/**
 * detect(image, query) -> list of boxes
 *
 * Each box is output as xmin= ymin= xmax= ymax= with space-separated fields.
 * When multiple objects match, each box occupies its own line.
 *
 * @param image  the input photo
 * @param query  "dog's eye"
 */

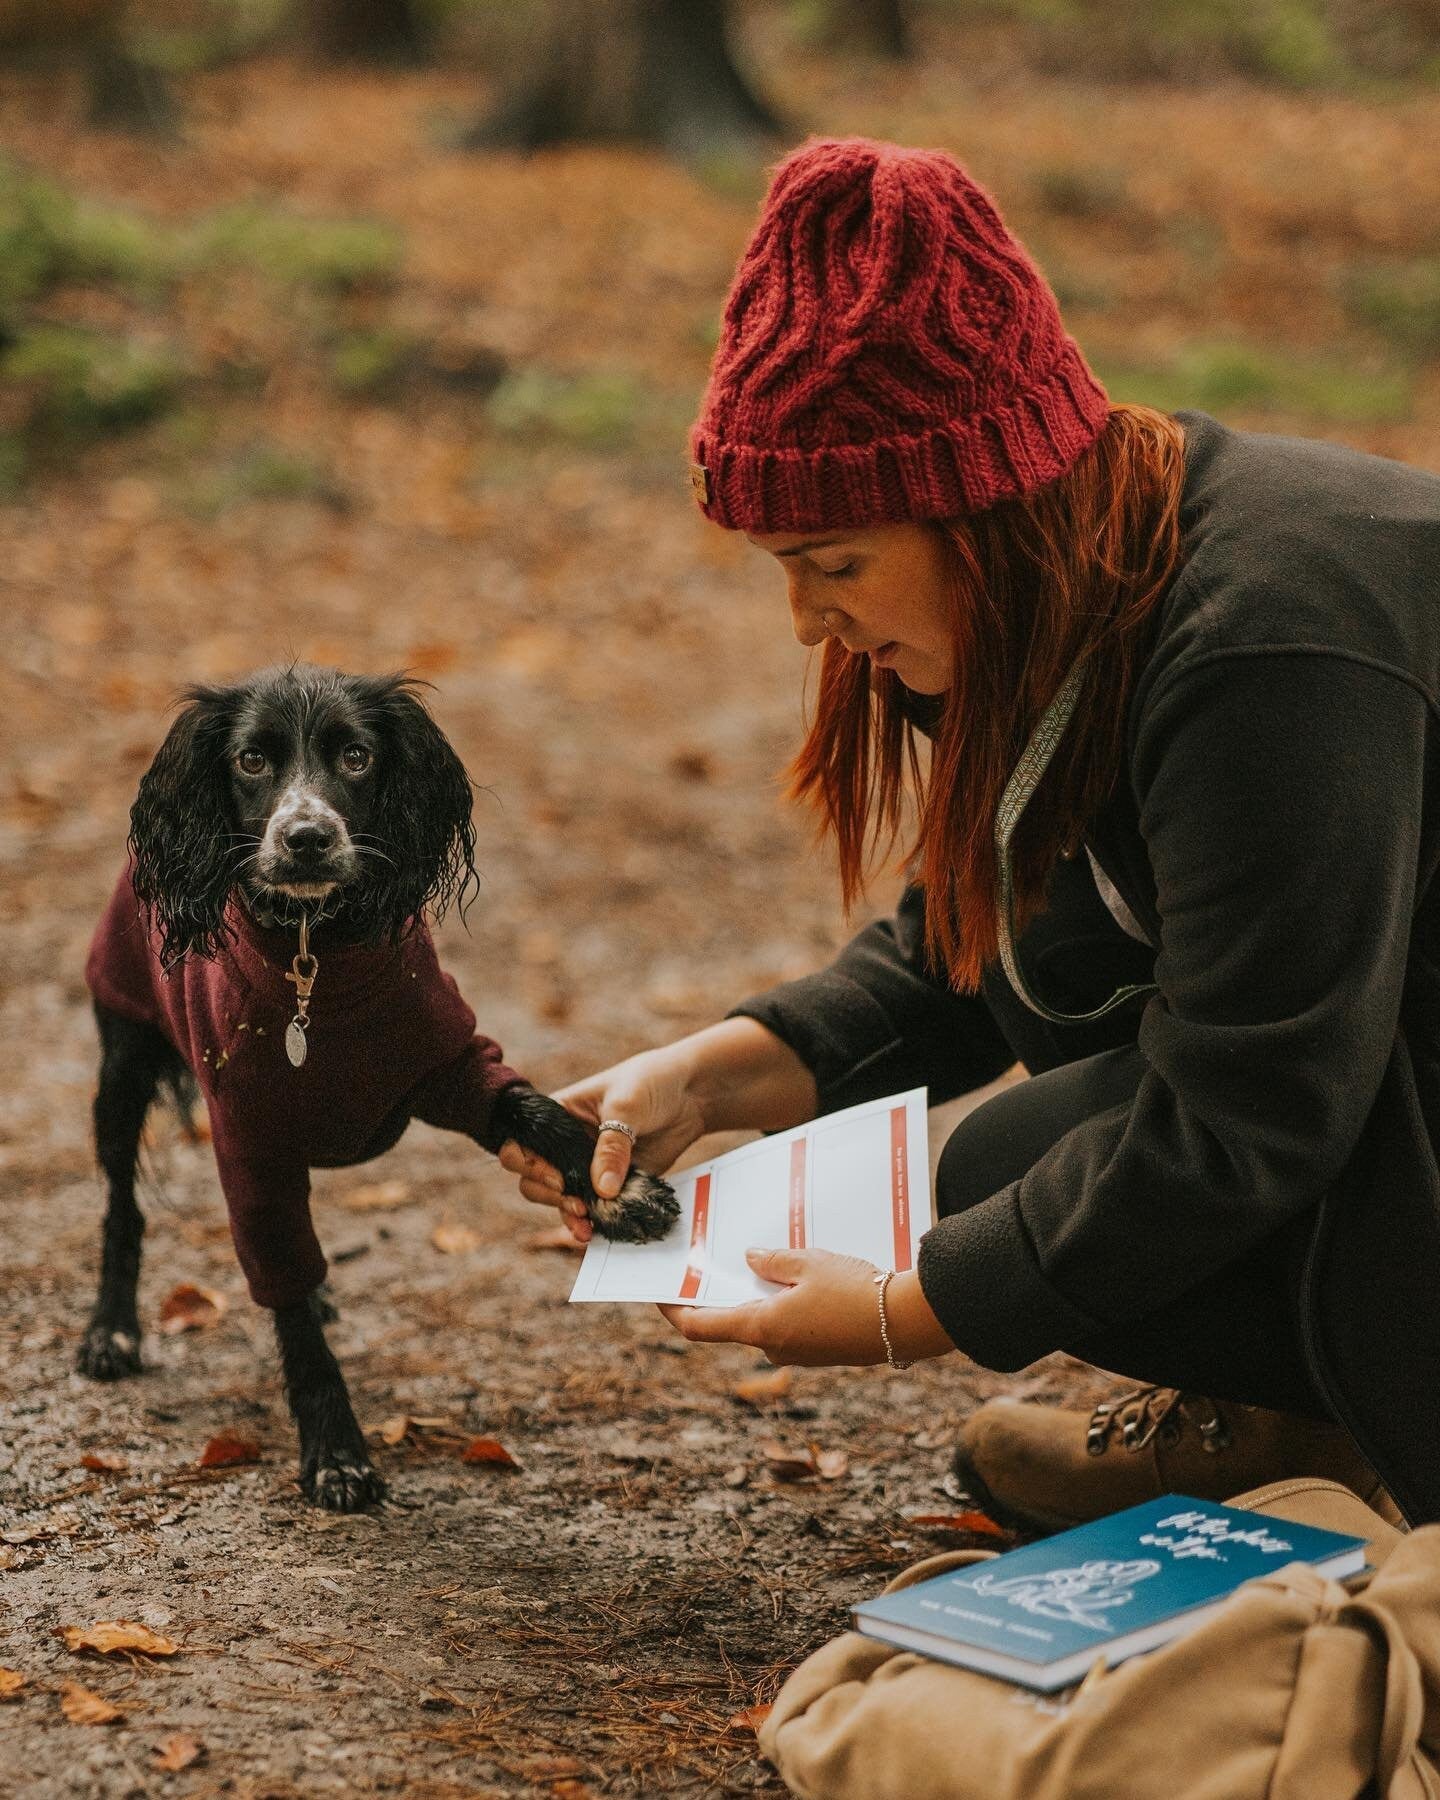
xmin=235 ymin=749 xmax=267 ymax=777
xmin=341 ymin=745 xmax=372 ymax=775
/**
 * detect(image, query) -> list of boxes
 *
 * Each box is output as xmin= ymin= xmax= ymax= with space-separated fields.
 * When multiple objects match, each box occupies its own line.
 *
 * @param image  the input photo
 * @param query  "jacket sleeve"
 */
xmin=209 ymin=1130 xmax=326 ymax=1311
xmin=727 ymin=882 xmax=1016 ymax=1113
xmin=917 ymin=651 xmax=1428 ymax=1369
xmin=406 ymin=1036 xmax=527 ymax=1152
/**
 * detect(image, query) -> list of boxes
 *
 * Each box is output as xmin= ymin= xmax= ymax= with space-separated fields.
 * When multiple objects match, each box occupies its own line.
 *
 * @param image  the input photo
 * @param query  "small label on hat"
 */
xmin=689 ymin=462 xmax=709 ymax=506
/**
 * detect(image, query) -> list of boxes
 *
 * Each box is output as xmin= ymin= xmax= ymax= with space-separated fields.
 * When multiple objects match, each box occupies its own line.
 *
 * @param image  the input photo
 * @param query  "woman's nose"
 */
xmin=789 ymin=588 xmax=841 ymax=649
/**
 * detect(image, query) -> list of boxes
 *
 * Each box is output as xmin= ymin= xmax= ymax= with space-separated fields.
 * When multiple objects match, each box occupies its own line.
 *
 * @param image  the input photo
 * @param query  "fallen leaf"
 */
xmin=911 ymin=1428 xmax=954 ymax=1451
xmin=526 ymin=1225 xmax=583 ymax=1252
xmin=339 ymin=1179 xmax=414 ymax=1211
xmin=521 ymin=1754 xmax=586 ymax=1779
xmin=0 ymin=1547 xmax=23 ymax=1568
xmin=378 ymin=1416 xmax=411 ymax=1447
xmin=0 ymin=1669 xmax=26 ymax=1700
xmin=734 ymin=1368 xmax=792 ymax=1407
xmin=159 ymin=1283 xmax=227 ymax=1334
xmin=59 ymin=1682 xmax=121 ymax=1725
xmin=760 ymin=1441 xmax=816 ymax=1482
xmin=60 ymin=1620 xmax=179 ymax=1657
xmin=722 ymin=1463 xmax=748 ymax=1489
xmin=459 ymin=1437 xmax=520 ymax=1469
xmin=153 ymin=1733 xmax=203 ymax=1771
xmin=728 ymin=1702 xmax=774 ymax=1734
xmin=197 ymin=1433 xmax=261 ymax=1469
xmin=551 ymin=1782 xmax=597 ymax=1800
xmin=431 ymin=1221 xmax=481 ymax=1255
xmin=815 ymin=1448 xmax=850 ymax=1481
xmin=79 ymin=1452 xmax=128 ymax=1474
xmin=904 ymin=1510 xmax=1009 ymax=1539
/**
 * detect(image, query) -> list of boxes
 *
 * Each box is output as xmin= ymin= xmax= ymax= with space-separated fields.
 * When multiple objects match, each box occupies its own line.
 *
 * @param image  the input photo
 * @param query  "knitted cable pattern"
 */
xmin=690 ymin=137 xmax=1109 ymax=532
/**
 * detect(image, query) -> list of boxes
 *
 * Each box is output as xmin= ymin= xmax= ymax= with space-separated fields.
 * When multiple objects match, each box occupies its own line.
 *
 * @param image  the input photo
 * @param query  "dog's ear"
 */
xmin=128 ymin=688 xmax=237 ymax=968
xmin=362 ymin=679 xmax=478 ymax=938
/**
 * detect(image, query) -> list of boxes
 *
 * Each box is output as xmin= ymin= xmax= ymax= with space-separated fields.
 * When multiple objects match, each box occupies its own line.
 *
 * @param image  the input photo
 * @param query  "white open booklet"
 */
xmin=569 ymin=1087 xmax=931 ymax=1307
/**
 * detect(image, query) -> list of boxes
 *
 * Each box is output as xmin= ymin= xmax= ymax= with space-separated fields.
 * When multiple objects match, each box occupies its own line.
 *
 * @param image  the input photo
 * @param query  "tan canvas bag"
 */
xmin=761 ymin=1480 xmax=1440 ymax=1800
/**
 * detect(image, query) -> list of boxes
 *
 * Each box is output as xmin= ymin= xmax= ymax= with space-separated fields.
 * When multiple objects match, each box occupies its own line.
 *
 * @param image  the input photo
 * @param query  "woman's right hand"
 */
xmin=499 ymin=1018 xmax=818 ymax=1243
xmin=498 ymin=1044 xmax=708 ymax=1244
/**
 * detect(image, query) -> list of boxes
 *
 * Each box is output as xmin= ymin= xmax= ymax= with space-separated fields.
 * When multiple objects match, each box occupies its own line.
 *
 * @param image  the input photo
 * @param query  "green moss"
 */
xmin=3 ymin=325 xmax=184 ymax=438
xmin=486 ymin=367 xmax=649 ymax=448
xmin=0 ymin=160 xmax=176 ymax=319
xmin=1095 ymin=341 xmax=1411 ymax=424
xmin=1343 ymin=261 xmax=1440 ymax=358
xmin=328 ymin=328 xmax=416 ymax=395
xmin=188 ymin=205 xmax=401 ymax=291
xmin=180 ymin=444 xmax=347 ymax=517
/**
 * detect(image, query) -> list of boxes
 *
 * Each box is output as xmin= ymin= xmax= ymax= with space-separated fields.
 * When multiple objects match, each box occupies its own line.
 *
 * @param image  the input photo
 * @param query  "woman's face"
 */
xmin=747 ymin=521 xmax=955 ymax=694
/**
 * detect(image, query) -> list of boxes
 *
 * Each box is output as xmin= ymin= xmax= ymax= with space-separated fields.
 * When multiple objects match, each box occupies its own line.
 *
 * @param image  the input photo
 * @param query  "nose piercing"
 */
xmin=821 ymin=609 xmax=842 ymax=631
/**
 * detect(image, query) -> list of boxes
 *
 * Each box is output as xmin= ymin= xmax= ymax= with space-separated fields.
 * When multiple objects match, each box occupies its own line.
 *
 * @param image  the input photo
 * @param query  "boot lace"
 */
xmin=1086 ymin=1386 xmax=1233 ymax=1459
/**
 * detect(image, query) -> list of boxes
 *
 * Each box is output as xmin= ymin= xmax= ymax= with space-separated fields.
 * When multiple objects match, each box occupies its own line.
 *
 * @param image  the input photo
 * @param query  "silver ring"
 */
xmin=597 ymin=1119 xmax=637 ymax=1145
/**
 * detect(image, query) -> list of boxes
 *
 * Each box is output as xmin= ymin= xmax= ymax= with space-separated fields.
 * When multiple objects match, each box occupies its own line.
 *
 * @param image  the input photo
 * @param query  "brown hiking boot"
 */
xmin=953 ymin=1386 xmax=1405 ymax=1534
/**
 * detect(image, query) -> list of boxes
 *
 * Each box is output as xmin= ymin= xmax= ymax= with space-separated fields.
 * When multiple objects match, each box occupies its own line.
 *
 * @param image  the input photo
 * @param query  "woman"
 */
xmin=500 ymin=136 xmax=1440 ymax=1531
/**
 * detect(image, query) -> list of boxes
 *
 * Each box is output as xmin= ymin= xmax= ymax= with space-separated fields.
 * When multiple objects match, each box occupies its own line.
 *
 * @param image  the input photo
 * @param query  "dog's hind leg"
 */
xmin=273 ymin=1294 xmax=385 ymax=1512
xmin=77 ymin=1004 xmax=179 ymax=1380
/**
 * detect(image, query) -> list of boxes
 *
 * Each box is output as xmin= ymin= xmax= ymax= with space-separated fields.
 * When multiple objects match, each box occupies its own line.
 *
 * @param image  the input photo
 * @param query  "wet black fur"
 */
xmin=79 ymin=665 xmax=679 ymax=1512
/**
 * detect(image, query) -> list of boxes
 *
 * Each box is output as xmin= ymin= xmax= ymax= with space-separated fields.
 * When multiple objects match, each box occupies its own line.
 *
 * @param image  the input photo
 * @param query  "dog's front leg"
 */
xmin=273 ymin=1293 xmax=385 ymax=1512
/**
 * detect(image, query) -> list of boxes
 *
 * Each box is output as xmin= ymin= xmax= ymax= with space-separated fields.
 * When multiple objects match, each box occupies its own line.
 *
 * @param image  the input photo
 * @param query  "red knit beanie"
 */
xmin=689 ymin=137 xmax=1109 ymax=532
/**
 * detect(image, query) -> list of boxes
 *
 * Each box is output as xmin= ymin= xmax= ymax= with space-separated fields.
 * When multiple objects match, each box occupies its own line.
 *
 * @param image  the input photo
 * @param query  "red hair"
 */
xmin=787 ymin=403 xmax=1188 ymax=993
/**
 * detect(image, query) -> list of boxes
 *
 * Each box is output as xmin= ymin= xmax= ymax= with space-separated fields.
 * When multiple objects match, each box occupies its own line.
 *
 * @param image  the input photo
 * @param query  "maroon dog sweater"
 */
xmin=85 ymin=867 xmax=525 ymax=1309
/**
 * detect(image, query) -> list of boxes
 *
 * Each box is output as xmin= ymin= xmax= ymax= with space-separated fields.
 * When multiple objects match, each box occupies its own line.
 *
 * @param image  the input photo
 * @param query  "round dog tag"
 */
xmin=285 ymin=1020 xmax=308 ymax=1068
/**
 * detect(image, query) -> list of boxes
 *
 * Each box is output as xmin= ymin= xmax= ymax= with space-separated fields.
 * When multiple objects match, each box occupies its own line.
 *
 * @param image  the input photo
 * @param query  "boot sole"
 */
xmin=949 ymin=1444 xmax=1087 ymax=1538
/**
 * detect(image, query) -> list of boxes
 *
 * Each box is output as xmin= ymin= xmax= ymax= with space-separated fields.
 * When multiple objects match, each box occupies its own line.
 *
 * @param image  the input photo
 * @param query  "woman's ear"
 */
xmin=364 ymin=679 xmax=478 ymax=938
xmin=128 ymin=688 xmax=237 ymax=968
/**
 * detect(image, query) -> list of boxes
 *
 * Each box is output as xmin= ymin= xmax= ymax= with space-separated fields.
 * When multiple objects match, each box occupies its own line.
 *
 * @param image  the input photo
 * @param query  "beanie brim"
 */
xmin=690 ymin=338 xmax=1109 ymax=534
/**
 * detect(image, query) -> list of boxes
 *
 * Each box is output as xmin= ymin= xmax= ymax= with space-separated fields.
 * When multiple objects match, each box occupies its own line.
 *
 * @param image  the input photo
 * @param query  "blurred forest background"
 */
xmin=4 ymin=3 xmax=1440 ymax=1796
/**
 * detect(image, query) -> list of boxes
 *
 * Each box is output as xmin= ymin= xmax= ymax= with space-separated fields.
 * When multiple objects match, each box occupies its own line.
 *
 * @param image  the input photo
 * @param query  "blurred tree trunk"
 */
xmin=0 ymin=0 xmax=174 ymax=130
xmin=305 ymin=0 xmax=424 ymax=62
xmin=821 ymin=0 xmax=911 ymax=58
xmin=469 ymin=0 xmax=782 ymax=159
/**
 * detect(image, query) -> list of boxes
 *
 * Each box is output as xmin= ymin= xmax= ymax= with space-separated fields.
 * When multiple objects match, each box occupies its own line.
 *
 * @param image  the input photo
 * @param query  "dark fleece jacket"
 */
xmin=85 ymin=867 xmax=524 ymax=1308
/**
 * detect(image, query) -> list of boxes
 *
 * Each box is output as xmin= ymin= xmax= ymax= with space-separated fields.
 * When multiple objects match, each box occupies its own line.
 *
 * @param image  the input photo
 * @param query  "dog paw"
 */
xmin=591 ymin=1170 xmax=681 ymax=1244
xmin=76 ymin=1324 xmax=142 ymax=1381
xmin=302 ymin=1456 xmax=387 ymax=1512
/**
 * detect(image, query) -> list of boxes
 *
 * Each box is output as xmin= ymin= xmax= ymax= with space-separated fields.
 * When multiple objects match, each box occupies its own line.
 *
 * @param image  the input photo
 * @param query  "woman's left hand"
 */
xmin=658 ymin=1247 xmax=889 ymax=1366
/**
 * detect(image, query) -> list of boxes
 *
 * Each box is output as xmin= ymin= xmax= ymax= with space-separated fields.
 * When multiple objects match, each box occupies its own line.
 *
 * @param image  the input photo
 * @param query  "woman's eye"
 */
xmin=236 ymin=750 xmax=266 ymax=777
xmin=341 ymin=746 xmax=372 ymax=775
xmin=817 ymin=561 xmax=857 ymax=579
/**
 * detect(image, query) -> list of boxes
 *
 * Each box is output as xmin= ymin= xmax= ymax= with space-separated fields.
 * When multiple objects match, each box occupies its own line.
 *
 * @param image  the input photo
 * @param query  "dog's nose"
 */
xmin=281 ymin=820 xmax=336 ymax=856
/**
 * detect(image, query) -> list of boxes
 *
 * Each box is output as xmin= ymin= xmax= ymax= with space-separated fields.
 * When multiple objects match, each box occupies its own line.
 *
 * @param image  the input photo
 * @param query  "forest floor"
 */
xmin=3 ymin=18 xmax=1440 ymax=1797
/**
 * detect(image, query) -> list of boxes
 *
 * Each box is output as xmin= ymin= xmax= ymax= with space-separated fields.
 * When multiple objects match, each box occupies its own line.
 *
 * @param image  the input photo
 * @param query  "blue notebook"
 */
xmin=852 ymin=1495 xmax=1367 ymax=1692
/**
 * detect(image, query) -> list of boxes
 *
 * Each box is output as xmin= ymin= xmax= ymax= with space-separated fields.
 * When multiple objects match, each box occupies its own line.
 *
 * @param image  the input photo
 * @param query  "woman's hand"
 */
xmin=658 ymin=1251 xmax=957 ymax=1367
xmin=498 ymin=1044 xmax=708 ymax=1244
xmin=498 ymin=1019 xmax=818 ymax=1243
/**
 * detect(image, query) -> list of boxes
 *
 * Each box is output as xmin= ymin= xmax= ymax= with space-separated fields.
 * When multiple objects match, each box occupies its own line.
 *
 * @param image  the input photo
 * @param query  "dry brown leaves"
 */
xmin=460 ymin=1437 xmax=521 ymax=1469
xmin=733 ymin=1368 xmax=792 ymax=1407
xmin=78 ymin=1451 xmax=128 ymax=1474
xmin=153 ymin=1734 xmax=204 ymax=1771
xmin=339 ymin=1178 xmax=414 ymax=1211
xmin=197 ymin=1433 xmax=261 ymax=1469
xmin=375 ymin=1414 xmax=454 ymax=1446
xmin=59 ymin=1682 xmax=121 ymax=1725
xmin=727 ymin=1702 xmax=774 ymax=1735
xmin=905 ymin=1510 xmax=1009 ymax=1539
xmin=431 ymin=1220 xmax=481 ymax=1255
xmin=0 ymin=1669 xmax=26 ymax=1701
xmin=760 ymin=1441 xmax=848 ymax=1483
xmin=60 ymin=1621 xmax=179 ymax=1658
xmin=158 ymin=1283 xmax=227 ymax=1334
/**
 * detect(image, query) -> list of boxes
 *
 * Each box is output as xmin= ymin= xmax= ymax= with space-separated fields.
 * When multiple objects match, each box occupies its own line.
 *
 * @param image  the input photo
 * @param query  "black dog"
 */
xmin=78 ymin=666 xmax=677 ymax=1510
